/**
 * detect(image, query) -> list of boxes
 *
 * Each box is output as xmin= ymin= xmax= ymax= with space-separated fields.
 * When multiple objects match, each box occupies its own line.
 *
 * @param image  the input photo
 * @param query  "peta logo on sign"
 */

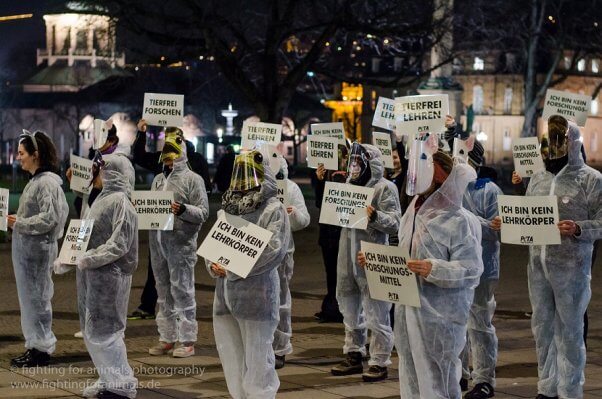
xmin=520 ymin=236 xmax=534 ymax=244
xmin=388 ymin=292 xmax=399 ymax=301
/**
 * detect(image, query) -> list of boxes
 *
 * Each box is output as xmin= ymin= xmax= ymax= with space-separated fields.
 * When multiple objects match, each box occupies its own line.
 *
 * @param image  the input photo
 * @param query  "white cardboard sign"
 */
xmin=0 ymin=188 xmax=8 ymax=231
xmin=372 ymin=132 xmax=394 ymax=169
xmin=394 ymin=94 xmax=449 ymax=135
xmin=197 ymin=210 xmax=274 ymax=279
xmin=542 ymin=89 xmax=590 ymax=126
xmin=58 ymin=219 xmax=94 ymax=265
xmin=70 ymin=154 xmax=94 ymax=195
xmin=142 ymin=93 xmax=184 ymax=127
xmin=310 ymin=122 xmax=346 ymax=145
xmin=276 ymin=180 xmax=290 ymax=207
xmin=498 ymin=195 xmax=561 ymax=245
xmin=512 ymin=137 xmax=545 ymax=178
xmin=319 ymin=182 xmax=374 ymax=229
xmin=307 ymin=135 xmax=339 ymax=170
xmin=372 ymin=97 xmax=396 ymax=131
xmin=361 ymin=241 xmax=420 ymax=307
xmin=241 ymin=121 xmax=282 ymax=149
xmin=131 ymin=191 xmax=174 ymax=230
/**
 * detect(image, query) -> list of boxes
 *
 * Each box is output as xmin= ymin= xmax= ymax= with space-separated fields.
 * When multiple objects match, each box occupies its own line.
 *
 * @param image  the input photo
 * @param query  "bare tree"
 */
xmin=67 ymin=0 xmax=456 ymax=123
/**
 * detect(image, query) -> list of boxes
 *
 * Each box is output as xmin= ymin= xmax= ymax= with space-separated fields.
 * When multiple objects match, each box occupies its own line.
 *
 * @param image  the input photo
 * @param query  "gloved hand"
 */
xmin=53 ymin=259 xmax=73 ymax=275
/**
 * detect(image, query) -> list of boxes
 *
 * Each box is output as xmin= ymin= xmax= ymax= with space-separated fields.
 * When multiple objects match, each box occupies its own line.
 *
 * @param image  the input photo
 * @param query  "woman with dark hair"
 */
xmin=8 ymin=130 xmax=69 ymax=367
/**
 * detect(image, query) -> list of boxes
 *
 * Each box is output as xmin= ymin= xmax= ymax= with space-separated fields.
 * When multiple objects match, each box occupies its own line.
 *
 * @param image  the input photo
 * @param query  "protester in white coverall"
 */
xmin=207 ymin=150 xmax=290 ymax=399
xmin=9 ymin=131 xmax=69 ymax=368
xmin=501 ymin=117 xmax=601 ymax=399
xmin=149 ymin=128 xmax=209 ymax=358
xmin=393 ymin=146 xmax=483 ymax=399
xmin=459 ymin=140 xmax=503 ymax=399
xmin=71 ymin=152 xmax=139 ymax=399
xmin=273 ymin=156 xmax=310 ymax=369
xmin=331 ymin=143 xmax=400 ymax=382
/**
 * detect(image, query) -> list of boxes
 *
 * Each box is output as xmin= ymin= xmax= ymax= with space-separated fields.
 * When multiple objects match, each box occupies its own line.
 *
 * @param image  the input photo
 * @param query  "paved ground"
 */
xmin=0 ymin=184 xmax=601 ymax=398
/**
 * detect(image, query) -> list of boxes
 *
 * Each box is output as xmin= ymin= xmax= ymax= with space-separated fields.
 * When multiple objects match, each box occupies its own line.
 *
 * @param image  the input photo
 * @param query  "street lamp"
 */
xmin=217 ymin=128 xmax=223 ymax=143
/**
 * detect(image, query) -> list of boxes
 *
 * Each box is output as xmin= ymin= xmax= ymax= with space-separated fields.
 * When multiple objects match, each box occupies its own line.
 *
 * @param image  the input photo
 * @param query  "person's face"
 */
xmin=17 ymin=143 xmax=39 ymax=174
xmin=163 ymin=158 xmax=174 ymax=167
xmin=420 ymin=162 xmax=449 ymax=197
xmin=349 ymin=156 xmax=363 ymax=180
xmin=392 ymin=150 xmax=401 ymax=171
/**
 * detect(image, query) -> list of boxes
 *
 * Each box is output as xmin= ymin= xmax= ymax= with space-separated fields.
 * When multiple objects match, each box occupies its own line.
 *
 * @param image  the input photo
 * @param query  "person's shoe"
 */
xmin=173 ymin=345 xmax=195 ymax=358
xmin=275 ymin=355 xmax=285 ymax=369
xmin=127 ymin=309 xmax=155 ymax=320
xmin=10 ymin=349 xmax=50 ymax=367
xmin=97 ymin=390 xmax=129 ymax=399
xmin=148 ymin=342 xmax=174 ymax=356
xmin=331 ymin=351 xmax=363 ymax=376
xmin=74 ymin=331 xmax=83 ymax=338
xmin=361 ymin=365 xmax=388 ymax=382
xmin=460 ymin=377 xmax=469 ymax=391
xmin=535 ymin=395 xmax=558 ymax=399
xmin=465 ymin=382 xmax=494 ymax=399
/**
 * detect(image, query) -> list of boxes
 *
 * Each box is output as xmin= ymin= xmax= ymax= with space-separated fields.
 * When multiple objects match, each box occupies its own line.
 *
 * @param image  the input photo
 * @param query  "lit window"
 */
xmin=504 ymin=87 xmax=513 ymax=114
xmin=473 ymin=57 xmax=484 ymax=71
xmin=578 ymin=59 xmax=586 ymax=71
xmin=564 ymin=56 xmax=571 ymax=69
xmin=592 ymin=99 xmax=598 ymax=115
xmin=473 ymin=85 xmax=484 ymax=114
xmin=592 ymin=59 xmax=599 ymax=73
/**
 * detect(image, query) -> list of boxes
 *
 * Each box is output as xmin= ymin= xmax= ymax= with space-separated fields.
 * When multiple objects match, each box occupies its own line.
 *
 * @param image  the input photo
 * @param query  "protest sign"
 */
xmin=512 ymin=137 xmax=545 ymax=178
xmin=307 ymin=135 xmax=339 ymax=170
xmin=310 ymin=122 xmax=346 ymax=145
xmin=372 ymin=97 xmax=396 ymax=131
xmin=361 ymin=241 xmax=420 ymax=307
xmin=70 ymin=154 xmax=94 ymax=194
xmin=241 ymin=121 xmax=282 ymax=149
xmin=197 ymin=210 xmax=274 ymax=278
xmin=142 ymin=93 xmax=184 ymax=127
xmin=276 ymin=180 xmax=290 ymax=207
xmin=542 ymin=89 xmax=590 ymax=126
xmin=93 ymin=119 xmax=109 ymax=150
xmin=131 ymin=191 xmax=174 ymax=230
xmin=0 ymin=188 xmax=8 ymax=231
xmin=58 ymin=219 xmax=94 ymax=265
xmin=319 ymin=182 xmax=374 ymax=229
xmin=372 ymin=132 xmax=394 ymax=168
xmin=394 ymin=94 xmax=449 ymax=135
xmin=498 ymin=195 xmax=561 ymax=245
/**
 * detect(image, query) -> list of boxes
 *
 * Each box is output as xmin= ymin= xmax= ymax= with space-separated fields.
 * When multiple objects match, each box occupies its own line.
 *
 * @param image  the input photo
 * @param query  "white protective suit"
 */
xmin=76 ymin=153 xmax=138 ymax=398
xmin=150 ymin=152 xmax=209 ymax=344
xmin=525 ymin=123 xmax=602 ymax=398
xmin=337 ymin=144 xmax=401 ymax=367
xmin=12 ymin=171 xmax=68 ymax=354
xmin=460 ymin=178 xmax=503 ymax=386
xmin=395 ymin=159 xmax=483 ymax=399
xmin=273 ymin=157 xmax=310 ymax=356
xmin=207 ymin=153 xmax=290 ymax=399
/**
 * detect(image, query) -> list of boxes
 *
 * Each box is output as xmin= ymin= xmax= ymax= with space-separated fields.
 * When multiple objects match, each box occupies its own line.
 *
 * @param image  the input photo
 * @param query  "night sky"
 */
xmin=0 ymin=1 xmax=50 ymax=81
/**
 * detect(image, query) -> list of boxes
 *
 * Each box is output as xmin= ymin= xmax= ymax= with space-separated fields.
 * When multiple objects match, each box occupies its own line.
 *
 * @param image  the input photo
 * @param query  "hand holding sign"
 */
xmin=407 ymin=259 xmax=432 ymax=278
xmin=557 ymin=220 xmax=580 ymax=236
xmin=7 ymin=214 xmax=16 ymax=229
xmin=491 ymin=216 xmax=501 ymax=231
xmin=211 ymin=262 xmax=227 ymax=277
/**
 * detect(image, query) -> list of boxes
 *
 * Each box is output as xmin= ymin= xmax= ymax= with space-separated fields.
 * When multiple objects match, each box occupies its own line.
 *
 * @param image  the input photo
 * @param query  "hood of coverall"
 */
xmin=99 ymin=154 xmax=135 ymax=198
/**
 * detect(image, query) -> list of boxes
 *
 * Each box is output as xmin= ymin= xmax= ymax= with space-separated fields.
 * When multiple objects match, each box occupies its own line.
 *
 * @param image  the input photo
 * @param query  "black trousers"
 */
xmin=320 ymin=243 xmax=340 ymax=315
xmin=138 ymin=249 xmax=158 ymax=314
